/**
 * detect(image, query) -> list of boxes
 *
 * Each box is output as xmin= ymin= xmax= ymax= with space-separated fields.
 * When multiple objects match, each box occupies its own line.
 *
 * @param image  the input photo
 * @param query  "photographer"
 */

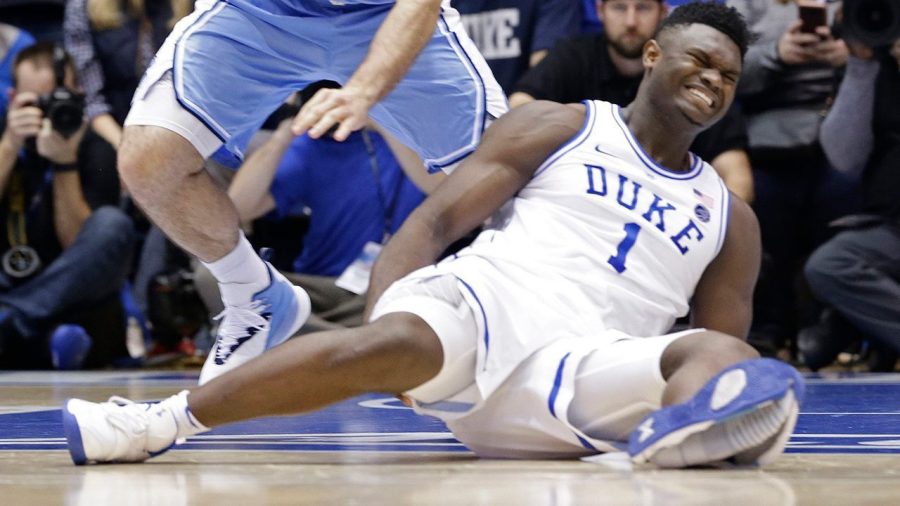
xmin=0 ymin=42 xmax=134 ymax=369
xmin=801 ymin=27 xmax=900 ymax=371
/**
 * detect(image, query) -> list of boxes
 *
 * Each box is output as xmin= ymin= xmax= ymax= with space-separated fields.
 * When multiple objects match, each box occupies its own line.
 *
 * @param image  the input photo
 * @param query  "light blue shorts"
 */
xmin=127 ymin=0 xmax=507 ymax=172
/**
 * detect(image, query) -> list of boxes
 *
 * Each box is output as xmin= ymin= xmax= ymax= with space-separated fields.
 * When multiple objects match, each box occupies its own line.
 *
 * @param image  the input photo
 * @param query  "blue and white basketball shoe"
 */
xmin=62 ymin=391 xmax=199 ymax=465
xmin=199 ymin=263 xmax=311 ymax=385
xmin=628 ymin=358 xmax=805 ymax=468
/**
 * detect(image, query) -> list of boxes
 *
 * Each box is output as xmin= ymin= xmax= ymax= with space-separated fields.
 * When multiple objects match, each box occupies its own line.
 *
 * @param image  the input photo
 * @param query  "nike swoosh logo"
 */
xmin=595 ymin=145 xmax=617 ymax=157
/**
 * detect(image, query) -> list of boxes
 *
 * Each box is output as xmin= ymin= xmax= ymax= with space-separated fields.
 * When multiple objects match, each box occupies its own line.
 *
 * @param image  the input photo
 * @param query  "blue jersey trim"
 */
xmin=455 ymin=277 xmax=490 ymax=360
xmin=612 ymin=105 xmax=703 ymax=181
xmin=427 ymin=14 xmax=489 ymax=173
xmin=714 ymin=177 xmax=731 ymax=256
xmin=547 ymin=352 xmax=572 ymax=417
xmin=171 ymin=1 xmax=231 ymax=146
xmin=533 ymin=100 xmax=596 ymax=179
xmin=576 ymin=434 xmax=598 ymax=451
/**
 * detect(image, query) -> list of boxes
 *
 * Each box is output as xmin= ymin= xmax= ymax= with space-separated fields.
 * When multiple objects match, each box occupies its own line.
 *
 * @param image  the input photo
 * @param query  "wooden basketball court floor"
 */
xmin=1 ymin=370 xmax=899 ymax=504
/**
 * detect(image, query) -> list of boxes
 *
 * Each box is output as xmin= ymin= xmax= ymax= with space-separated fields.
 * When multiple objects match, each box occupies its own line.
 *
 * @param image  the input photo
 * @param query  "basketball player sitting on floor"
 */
xmin=62 ymin=2 xmax=804 ymax=468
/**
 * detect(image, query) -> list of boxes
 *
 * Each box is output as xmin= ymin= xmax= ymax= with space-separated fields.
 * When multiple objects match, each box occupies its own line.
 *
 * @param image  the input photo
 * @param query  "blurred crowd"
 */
xmin=0 ymin=0 xmax=897 ymax=372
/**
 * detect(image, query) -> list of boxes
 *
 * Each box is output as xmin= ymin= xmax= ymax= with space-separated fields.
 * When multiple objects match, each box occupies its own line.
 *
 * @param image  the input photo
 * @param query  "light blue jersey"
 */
xmin=133 ymin=0 xmax=506 ymax=171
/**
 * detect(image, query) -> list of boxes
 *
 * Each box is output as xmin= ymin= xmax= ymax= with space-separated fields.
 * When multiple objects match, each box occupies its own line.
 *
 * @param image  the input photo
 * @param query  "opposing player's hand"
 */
xmin=291 ymin=86 xmax=374 ymax=141
xmin=2 ymin=92 xmax=43 ymax=150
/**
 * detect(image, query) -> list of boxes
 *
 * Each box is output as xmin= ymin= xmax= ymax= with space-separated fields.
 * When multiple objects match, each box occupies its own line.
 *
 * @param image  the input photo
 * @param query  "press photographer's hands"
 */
xmin=2 ymin=91 xmax=43 ymax=151
xmin=36 ymin=116 xmax=86 ymax=165
xmin=2 ymin=89 xmax=86 ymax=165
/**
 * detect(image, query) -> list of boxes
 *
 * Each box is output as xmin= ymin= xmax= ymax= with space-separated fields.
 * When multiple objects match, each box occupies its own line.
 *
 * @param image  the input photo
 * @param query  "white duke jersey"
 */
xmin=433 ymin=99 xmax=731 ymax=395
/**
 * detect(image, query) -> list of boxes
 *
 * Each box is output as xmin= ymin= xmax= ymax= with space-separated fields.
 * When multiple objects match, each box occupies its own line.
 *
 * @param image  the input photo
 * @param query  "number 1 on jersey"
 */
xmin=608 ymin=222 xmax=641 ymax=273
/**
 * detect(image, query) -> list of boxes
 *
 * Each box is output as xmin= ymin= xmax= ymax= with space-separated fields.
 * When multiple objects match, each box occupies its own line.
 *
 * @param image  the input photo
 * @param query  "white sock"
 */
xmin=202 ymin=233 xmax=269 ymax=306
xmin=165 ymin=390 xmax=210 ymax=441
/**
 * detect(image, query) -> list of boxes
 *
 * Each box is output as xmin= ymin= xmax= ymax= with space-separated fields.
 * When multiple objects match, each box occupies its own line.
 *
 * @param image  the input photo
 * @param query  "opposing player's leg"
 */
xmin=627 ymin=331 xmax=804 ymax=467
xmin=119 ymin=1 xmax=320 ymax=383
xmin=62 ymin=312 xmax=444 ymax=465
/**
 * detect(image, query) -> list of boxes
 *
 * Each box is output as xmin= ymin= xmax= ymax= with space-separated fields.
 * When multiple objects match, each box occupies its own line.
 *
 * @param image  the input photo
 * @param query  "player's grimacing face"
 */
xmin=599 ymin=0 xmax=667 ymax=59
xmin=650 ymin=24 xmax=741 ymax=127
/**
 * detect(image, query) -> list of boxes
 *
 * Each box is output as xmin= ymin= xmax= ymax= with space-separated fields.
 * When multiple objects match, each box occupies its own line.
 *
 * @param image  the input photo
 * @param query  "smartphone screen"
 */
xmin=798 ymin=3 xmax=827 ymax=34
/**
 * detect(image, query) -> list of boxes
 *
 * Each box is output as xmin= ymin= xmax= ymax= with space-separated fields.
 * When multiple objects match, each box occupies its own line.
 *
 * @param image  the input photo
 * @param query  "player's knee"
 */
xmin=660 ymin=331 xmax=759 ymax=380
xmin=330 ymin=313 xmax=443 ymax=393
xmin=118 ymin=126 xmax=202 ymax=197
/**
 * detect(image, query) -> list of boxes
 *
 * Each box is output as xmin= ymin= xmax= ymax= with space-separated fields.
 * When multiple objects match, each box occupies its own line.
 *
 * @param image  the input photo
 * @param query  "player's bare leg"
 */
xmin=188 ymin=313 xmax=443 ymax=425
xmin=658 ymin=331 xmax=759 ymax=406
xmin=62 ymin=313 xmax=443 ymax=464
xmin=118 ymin=126 xmax=312 ymax=384
xmin=118 ymin=125 xmax=239 ymax=262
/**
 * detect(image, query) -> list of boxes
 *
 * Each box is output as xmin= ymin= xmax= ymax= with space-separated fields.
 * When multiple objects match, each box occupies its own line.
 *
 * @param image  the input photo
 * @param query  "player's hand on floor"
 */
xmin=292 ymin=86 xmax=373 ymax=141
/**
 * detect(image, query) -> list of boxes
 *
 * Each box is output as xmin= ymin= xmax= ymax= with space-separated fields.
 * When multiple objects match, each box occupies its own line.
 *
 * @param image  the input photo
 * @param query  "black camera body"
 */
xmin=37 ymin=86 xmax=85 ymax=139
xmin=842 ymin=0 xmax=900 ymax=48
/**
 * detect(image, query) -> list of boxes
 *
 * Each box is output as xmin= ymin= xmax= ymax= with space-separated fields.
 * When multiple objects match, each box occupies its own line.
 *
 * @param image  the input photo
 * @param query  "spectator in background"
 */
xmin=511 ymin=0 xmax=754 ymax=202
xmin=581 ymin=0 xmax=603 ymax=32
xmin=64 ymin=0 xmax=193 ymax=148
xmin=727 ymin=0 xmax=860 ymax=355
xmin=195 ymin=82 xmax=426 ymax=333
xmin=580 ymin=0 xmax=702 ymax=33
xmin=0 ymin=43 xmax=133 ymax=369
xmin=453 ymin=0 xmax=582 ymax=93
xmin=799 ymin=38 xmax=900 ymax=372
xmin=1 ymin=23 xmax=35 ymax=120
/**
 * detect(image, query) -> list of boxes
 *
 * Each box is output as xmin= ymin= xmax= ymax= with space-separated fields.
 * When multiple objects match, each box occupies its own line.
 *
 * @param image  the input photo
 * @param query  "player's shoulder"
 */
xmin=723 ymin=192 xmax=760 ymax=251
xmin=500 ymin=100 xmax=587 ymax=134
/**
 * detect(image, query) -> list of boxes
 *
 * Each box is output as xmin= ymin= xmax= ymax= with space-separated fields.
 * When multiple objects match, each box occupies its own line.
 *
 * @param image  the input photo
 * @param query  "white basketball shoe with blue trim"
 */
xmin=62 ymin=391 xmax=205 ymax=465
xmin=199 ymin=263 xmax=311 ymax=385
xmin=628 ymin=358 xmax=805 ymax=468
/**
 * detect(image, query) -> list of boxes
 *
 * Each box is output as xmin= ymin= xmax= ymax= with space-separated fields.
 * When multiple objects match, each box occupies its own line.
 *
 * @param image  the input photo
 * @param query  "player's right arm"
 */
xmin=365 ymin=101 xmax=585 ymax=317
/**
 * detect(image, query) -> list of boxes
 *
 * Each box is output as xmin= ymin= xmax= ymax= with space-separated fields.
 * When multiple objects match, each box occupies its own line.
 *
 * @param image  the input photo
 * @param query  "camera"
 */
xmin=37 ymin=86 xmax=85 ymax=139
xmin=841 ymin=0 xmax=900 ymax=48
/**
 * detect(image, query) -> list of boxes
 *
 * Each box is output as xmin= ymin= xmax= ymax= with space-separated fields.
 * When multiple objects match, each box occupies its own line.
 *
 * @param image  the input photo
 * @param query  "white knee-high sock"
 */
xmin=202 ymin=233 xmax=269 ymax=306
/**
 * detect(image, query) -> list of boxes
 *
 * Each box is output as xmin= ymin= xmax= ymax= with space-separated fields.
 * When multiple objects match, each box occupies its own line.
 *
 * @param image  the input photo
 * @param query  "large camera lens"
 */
xmin=842 ymin=0 xmax=900 ymax=47
xmin=39 ymin=87 xmax=85 ymax=138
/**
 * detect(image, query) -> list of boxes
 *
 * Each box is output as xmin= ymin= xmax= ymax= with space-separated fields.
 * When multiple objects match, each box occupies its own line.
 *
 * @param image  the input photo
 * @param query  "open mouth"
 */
xmin=685 ymin=86 xmax=716 ymax=110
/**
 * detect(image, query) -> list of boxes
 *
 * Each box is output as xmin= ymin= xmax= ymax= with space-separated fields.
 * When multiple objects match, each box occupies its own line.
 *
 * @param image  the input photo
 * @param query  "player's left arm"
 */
xmin=689 ymin=195 xmax=761 ymax=338
xmin=292 ymin=0 xmax=443 ymax=141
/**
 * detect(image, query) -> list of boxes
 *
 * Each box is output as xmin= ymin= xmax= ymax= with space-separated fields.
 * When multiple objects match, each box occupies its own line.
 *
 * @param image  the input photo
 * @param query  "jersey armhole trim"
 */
xmin=533 ymin=100 xmax=597 ymax=178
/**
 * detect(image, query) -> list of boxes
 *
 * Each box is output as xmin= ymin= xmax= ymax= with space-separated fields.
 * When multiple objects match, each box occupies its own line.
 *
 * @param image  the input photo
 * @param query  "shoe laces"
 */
xmin=103 ymin=396 xmax=153 ymax=436
xmin=212 ymin=300 xmax=270 ymax=361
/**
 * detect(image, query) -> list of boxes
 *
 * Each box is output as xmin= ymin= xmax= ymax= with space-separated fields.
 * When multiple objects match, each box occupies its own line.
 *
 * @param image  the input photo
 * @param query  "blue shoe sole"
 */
xmin=62 ymin=400 xmax=87 ymax=465
xmin=628 ymin=358 xmax=805 ymax=462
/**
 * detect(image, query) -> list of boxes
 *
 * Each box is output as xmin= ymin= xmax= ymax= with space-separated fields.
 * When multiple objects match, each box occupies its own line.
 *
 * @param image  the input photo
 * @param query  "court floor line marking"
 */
xmin=792 ymin=434 xmax=900 ymax=438
xmin=800 ymin=412 xmax=900 ymax=415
